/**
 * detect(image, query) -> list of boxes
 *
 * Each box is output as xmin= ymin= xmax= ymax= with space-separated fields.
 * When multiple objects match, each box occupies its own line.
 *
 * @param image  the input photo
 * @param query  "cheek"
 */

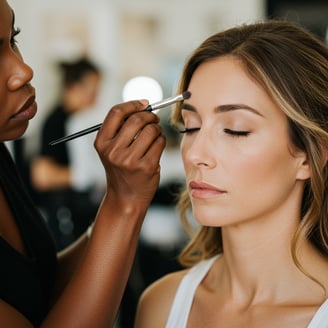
xmin=231 ymin=142 xmax=293 ymax=185
xmin=231 ymin=141 xmax=300 ymax=214
xmin=180 ymin=138 xmax=192 ymax=172
xmin=84 ymin=90 xmax=98 ymax=106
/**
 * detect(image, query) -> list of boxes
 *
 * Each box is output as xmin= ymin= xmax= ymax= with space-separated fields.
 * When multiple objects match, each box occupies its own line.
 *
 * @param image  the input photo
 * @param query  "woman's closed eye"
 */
xmin=224 ymin=128 xmax=250 ymax=137
xmin=179 ymin=127 xmax=200 ymax=134
xmin=179 ymin=127 xmax=250 ymax=137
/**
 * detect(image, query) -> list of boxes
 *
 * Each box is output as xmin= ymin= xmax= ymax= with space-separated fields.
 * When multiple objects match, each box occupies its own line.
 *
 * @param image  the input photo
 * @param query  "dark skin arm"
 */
xmin=1 ymin=99 xmax=166 ymax=327
xmin=46 ymin=99 xmax=166 ymax=327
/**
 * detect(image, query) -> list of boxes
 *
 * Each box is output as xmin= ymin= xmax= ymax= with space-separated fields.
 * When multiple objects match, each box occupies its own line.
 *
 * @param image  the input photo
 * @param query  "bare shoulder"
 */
xmin=134 ymin=268 xmax=189 ymax=328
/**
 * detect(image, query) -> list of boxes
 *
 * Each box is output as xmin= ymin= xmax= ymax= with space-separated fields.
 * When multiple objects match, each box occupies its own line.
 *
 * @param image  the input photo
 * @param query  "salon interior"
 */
xmin=7 ymin=0 xmax=328 ymax=327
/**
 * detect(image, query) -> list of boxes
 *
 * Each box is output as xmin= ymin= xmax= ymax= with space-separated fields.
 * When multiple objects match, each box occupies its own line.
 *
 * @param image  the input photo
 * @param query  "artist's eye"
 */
xmin=179 ymin=127 xmax=200 ymax=134
xmin=224 ymin=128 xmax=250 ymax=137
xmin=10 ymin=27 xmax=21 ymax=47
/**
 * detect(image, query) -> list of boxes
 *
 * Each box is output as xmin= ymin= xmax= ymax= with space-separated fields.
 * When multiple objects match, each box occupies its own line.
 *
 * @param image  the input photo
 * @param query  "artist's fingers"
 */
xmin=102 ymin=119 xmax=163 ymax=168
xmin=121 ymin=133 xmax=166 ymax=182
xmin=111 ymin=110 xmax=160 ymax=150
xmin=140 ymin=133 xmax=166 ymax=169
xmin=129 ymin=122 xmax=164 ymax=157
xmin=98 ymin=99 xmax=149 ymax=140
xmin=105 ymin=128 xmax=166 ymax=192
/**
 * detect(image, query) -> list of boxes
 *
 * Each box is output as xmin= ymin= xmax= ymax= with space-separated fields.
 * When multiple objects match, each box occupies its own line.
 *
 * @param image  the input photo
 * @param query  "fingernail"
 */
xmin=139 ymin=99 xmax=149 ymax=106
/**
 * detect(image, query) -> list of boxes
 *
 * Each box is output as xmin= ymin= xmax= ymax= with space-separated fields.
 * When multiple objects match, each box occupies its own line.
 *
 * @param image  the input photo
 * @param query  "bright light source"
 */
xmin=122 ymin=76 xmax=163 ymax=103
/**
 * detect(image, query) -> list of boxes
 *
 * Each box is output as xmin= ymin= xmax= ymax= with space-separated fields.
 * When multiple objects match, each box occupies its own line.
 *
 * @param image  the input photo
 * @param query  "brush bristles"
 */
xmin=182 ymin=91 xmax=191 ymax=100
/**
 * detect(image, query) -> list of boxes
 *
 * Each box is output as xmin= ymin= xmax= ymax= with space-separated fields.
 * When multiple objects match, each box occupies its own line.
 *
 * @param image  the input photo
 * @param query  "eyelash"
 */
xmin=179 ymin=128 xmax=200 ymax=134
xmin=11 ymin=28 xmax=21 ymax=47
xmin=223 ymin=129 xmax=250 ymax=137
xmin=179 ymin=127 xmax=250 ymax=137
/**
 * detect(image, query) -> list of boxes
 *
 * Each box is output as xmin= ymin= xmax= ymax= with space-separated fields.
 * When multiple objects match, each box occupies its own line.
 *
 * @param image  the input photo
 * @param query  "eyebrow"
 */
xmin=181 ymin=103 xmax=263 ymax=117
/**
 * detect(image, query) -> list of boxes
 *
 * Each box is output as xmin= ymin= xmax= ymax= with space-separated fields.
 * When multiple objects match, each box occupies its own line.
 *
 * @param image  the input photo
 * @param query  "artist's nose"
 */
xmin=7 ymin=51 xmax=34 ymax=91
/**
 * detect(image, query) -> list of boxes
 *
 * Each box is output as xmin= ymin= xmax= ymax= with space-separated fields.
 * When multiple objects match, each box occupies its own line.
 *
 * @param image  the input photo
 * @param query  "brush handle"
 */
xmin=49 ymin=123 xmax=102 ymax=146
xmin=49 ymin=91 xmax=191 ymax=146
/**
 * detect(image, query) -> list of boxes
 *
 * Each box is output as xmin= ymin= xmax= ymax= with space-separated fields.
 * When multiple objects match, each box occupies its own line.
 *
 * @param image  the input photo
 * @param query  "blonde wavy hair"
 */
xmin=171 ymin=20 xmax=328 ymax=275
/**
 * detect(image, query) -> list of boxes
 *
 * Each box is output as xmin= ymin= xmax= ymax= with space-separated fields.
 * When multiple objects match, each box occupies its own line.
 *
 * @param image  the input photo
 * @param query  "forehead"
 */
xmin=186 ymin=56 xmax=285 ymax=121
xmin=188 ymin=56 xmax=256 ymax=95
xmin=188 ymin=57 xmax=262 ymax=106
xmin=0 ymin=1 xmax=14 ymax=34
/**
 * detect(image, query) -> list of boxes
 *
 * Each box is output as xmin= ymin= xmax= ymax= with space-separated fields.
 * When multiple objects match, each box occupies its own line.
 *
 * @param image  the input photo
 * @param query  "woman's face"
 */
xmin=68 ymin=71 xmax=101 ymax=112
xmin=0 ymin=1 xmax=36 ymax=142
xmin=181 ymin=56 xmax=310 ymax=228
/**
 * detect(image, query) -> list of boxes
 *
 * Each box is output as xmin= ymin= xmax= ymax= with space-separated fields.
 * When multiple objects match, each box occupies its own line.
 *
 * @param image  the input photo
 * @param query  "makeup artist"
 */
xmin=30 ymin=58 xmax=102 ymax=250
xmin=0 ymin=1 xmax=166 ymax=327
xmin=135 ymin=20 xmax=328 ymax=327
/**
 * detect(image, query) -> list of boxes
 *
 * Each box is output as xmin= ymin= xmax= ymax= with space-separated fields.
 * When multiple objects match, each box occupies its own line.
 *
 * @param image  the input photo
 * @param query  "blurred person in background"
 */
xmin=31 ymin=57 xmax=103 ymax=250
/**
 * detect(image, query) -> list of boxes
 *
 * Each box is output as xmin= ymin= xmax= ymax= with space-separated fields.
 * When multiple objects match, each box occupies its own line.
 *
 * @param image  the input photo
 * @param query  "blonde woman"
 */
xmin=135 ymin=20 xmax=328 ymax=327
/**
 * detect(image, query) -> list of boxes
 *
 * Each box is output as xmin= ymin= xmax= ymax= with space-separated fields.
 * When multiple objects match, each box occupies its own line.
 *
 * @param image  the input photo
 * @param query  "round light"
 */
xmin=122 ymin=76 xmax=163 ymax=103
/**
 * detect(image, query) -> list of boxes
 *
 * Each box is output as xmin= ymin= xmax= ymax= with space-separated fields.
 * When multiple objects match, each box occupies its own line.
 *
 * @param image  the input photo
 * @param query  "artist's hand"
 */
xmin=94 ymin=100 xmax=166 ymax=208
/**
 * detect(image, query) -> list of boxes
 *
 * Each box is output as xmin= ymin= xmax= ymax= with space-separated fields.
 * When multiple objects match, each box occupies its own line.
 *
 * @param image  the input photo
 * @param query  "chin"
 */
xmin=192 ymin=207 xmax=239 ymax=228
xmin=2 ymin=123 xmax=29 ymax=142
xmin=193 ymin=212 xmax=225 ymax=227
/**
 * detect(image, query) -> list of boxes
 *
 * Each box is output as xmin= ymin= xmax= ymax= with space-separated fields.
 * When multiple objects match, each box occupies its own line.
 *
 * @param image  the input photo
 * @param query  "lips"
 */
xmin=189 ymin=181 xmax=226 ymax=199
xmin=11 ymin=95 xmax=37 ymax=120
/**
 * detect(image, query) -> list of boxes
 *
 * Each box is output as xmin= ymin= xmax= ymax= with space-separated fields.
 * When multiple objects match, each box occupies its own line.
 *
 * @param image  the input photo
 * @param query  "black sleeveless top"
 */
xmin=0 ymin=143 xmax=57 ymax=326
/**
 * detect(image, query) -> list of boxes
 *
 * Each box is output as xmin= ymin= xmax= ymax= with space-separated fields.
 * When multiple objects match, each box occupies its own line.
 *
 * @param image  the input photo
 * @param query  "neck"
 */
xmin=216 ymin=215 xmax=325 ymax=305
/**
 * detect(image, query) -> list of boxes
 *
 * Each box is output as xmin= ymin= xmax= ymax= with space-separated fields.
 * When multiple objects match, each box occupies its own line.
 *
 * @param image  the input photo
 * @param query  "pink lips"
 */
xmin=189 ymin=181 xmax=226 ymax=199
xmin=12 ymin=95 xmax=37 ymax=121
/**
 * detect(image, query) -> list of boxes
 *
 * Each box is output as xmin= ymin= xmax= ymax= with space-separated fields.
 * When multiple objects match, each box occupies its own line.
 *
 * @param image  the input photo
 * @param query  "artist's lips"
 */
xmin=11 ymin=95 xmax=37 ymax=121
xmin=189 ymin=181 xmax=226 ymax=199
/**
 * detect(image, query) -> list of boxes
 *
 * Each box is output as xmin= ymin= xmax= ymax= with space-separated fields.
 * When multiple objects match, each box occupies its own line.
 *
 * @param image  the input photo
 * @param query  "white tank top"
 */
xmin=165 ymin=256 xmax=328 ymax=328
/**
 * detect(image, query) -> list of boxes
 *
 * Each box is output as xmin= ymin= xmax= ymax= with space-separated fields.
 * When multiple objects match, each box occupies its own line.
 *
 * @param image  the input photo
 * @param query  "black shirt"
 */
xmin=40 ymin=105 xmax=70 ymax=165
xmin=0 ymin=143 xmax=57 ymax=326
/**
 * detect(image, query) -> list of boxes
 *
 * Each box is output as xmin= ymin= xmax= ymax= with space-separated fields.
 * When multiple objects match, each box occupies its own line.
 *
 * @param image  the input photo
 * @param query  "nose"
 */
xmin=7 ymin=52 xmax=34 ymax=91
xmin=182 ymin=130 xmax=216 ymax=168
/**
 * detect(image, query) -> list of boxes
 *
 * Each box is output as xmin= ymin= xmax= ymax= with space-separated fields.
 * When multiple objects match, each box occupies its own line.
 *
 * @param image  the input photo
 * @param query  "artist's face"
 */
xmin=181 ymin=56 xmax=310 ymax=228
xmin=0 ymin=0 xmax=36 ymax=142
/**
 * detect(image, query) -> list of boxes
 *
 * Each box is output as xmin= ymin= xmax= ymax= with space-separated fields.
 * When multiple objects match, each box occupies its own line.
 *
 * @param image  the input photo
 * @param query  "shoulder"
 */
xmin=134 ymin=268 xmax=188 ymax=328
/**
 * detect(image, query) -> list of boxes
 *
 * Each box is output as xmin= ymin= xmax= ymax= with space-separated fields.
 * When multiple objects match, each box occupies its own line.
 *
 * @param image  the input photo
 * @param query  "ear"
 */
xmin=295 ymin=151 xmax=311 ymax=181
xmin=321 ymin=145 xmax=328 ymax=168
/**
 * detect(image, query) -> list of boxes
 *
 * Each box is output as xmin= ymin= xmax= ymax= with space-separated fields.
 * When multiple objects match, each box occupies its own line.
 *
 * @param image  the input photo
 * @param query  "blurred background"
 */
xmin=7 ymin=0 xmax=328 ymax=326
xmin=8 ymin=0 xmax=328 ymax=157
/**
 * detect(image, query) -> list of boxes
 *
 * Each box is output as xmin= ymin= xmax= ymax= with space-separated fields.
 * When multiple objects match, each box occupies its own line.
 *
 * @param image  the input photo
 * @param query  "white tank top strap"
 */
xmin=165 ymin=255 xmax=219 ymax=328
xmin=307 ymin=298 xmax=328 ymax=328
xmin=165 ymin=254 xmax=327 ymax=327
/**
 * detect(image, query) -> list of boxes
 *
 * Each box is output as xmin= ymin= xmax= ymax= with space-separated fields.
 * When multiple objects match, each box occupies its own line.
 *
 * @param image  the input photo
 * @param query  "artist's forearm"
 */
xmin=51 ymin=234 xmax=89 ymax=304
xmin=42 ymin=196 xmax=146 ymax=328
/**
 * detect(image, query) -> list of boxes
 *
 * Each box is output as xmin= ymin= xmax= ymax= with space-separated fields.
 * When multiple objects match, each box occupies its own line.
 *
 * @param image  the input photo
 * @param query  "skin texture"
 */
xmin=135 ymin=57 xmax=328 ymax=327
xmin=0 ymin=1 xmax=166 ymax=327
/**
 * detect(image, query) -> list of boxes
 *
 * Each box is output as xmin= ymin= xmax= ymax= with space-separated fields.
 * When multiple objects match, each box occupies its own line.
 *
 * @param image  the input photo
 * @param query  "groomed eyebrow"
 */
xmin=181 ymin=103 xmax=263 ymax=117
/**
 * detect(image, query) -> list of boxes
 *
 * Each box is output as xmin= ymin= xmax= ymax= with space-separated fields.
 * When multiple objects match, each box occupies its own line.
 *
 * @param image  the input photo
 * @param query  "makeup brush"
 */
xmin=49 ymin=91 xmax=191 ymax=146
